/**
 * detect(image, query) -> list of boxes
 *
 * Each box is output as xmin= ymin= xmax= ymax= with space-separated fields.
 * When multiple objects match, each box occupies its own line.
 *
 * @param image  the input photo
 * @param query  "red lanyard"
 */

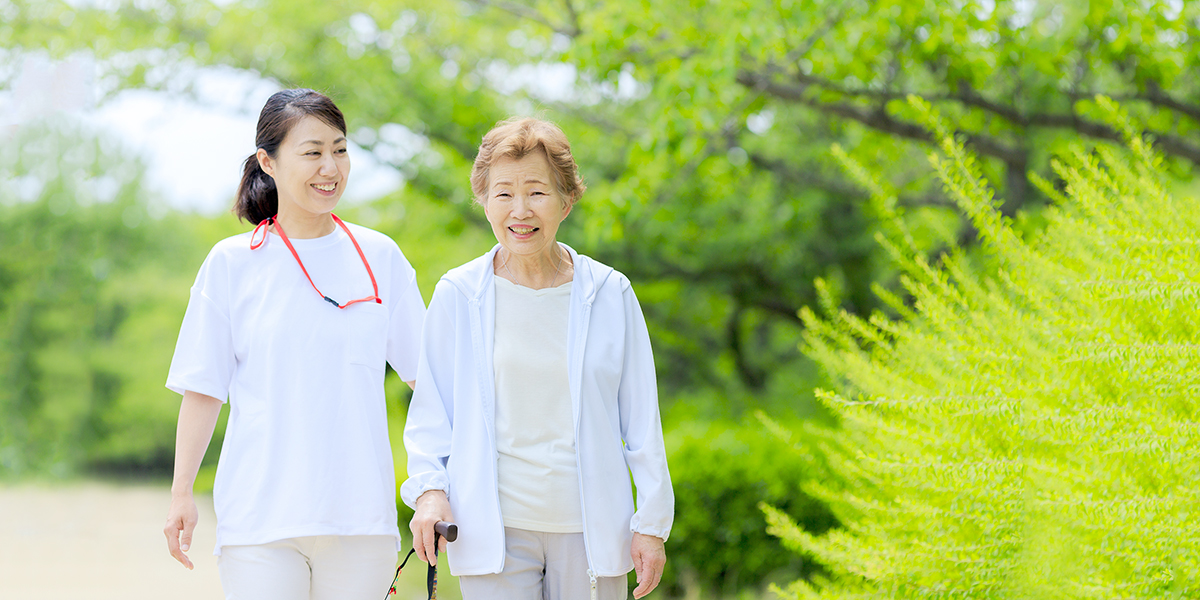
xmin=250 ymin=214 xmax=381 ymax=309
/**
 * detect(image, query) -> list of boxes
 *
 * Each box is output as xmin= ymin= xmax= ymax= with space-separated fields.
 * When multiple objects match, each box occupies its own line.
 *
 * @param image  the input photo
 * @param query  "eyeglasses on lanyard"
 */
xmin=250 ymin=213 xmax=381 ymax=309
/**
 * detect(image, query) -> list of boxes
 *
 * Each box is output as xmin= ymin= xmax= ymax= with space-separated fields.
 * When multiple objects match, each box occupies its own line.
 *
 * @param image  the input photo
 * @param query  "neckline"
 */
xmin=495 ymin=277 xmax=573 ymax=294
xmin=262 ymin=225 xmax=345 ymax=249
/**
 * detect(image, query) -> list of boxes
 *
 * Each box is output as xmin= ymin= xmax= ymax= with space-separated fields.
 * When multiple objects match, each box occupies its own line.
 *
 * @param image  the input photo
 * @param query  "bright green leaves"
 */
xmin=784 ymin=115 xmax=1200 ymax=597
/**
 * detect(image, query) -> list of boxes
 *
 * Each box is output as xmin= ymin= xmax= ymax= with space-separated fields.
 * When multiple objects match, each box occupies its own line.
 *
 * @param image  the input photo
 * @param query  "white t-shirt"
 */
xmin=166 ymin=222 xmax=425 ymax=554
xmin=492 ymin=277 xmax=583 ymax=533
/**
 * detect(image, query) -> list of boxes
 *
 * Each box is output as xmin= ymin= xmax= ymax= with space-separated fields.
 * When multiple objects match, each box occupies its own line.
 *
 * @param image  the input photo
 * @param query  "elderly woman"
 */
xmin=402 ymin=117 xmax=673 ymax=599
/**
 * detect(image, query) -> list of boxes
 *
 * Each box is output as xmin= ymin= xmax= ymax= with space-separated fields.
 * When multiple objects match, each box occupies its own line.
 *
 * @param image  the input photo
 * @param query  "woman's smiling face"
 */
xmin=258 ymin=115 xmax=350 ymax=219
xmin=483 ymin=148 xmax=571 ymax=259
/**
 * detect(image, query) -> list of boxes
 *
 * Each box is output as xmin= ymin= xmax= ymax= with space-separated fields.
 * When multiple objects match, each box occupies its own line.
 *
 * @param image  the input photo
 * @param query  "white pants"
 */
xmin=217 ymin=535 xmax=396 ymax=600
xmin=459 ymin=527 xmax=626 ymax=600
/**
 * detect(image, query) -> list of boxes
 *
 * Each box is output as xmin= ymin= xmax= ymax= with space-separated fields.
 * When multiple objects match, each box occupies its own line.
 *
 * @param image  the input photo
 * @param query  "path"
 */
xmin=0 ymin=481 xmax=457 ymax=600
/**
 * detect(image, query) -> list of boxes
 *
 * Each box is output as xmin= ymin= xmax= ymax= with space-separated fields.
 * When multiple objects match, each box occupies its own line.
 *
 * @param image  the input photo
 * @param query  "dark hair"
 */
xmin=470 ymin=117 xmax=586 ymax=208
xmin=235 ymin=89 xmax=347 ymax=224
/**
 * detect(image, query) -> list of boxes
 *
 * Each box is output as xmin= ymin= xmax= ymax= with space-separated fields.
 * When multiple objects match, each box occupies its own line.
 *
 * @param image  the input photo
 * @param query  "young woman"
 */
xmin=163 ymin=89 xmax=425 ymax=600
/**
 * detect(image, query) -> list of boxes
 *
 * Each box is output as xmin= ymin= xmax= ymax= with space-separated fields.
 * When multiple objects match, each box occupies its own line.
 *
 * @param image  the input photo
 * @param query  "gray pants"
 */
xmin=458 ymin=527 xmax=627 ymax=600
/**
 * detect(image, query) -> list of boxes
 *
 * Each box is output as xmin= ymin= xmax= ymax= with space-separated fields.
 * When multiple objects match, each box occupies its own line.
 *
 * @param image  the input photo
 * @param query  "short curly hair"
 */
xmin=470 ymin=117 xmax=586 ymax=207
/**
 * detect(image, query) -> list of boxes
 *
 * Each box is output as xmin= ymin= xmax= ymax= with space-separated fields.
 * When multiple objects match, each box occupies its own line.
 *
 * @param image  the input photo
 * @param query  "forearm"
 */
xmin=625 ymin=424 xmax=673 ymax=539
xmin=171 ymin=390 xmax=223 ymax=498
xmin=401 ymin=372 xmax=453 ymax=506
xmin=620 ymin=284 xmax=674 ymax=540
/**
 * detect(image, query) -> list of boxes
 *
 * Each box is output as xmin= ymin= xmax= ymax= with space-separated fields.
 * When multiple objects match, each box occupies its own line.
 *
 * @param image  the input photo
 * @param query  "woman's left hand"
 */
xmin=630 ymin=532 xmax=666 ymax=598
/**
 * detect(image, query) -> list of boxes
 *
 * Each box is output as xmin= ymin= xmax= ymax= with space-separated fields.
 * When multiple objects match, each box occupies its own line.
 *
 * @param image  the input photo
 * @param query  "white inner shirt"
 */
xmin=493 ymin=277 xmax=583 ymax=532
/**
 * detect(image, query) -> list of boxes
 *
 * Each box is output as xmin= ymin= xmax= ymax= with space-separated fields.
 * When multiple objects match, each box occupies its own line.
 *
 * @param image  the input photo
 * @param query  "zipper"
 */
xmin=471 ymin=295 xmax=508 ymax=572
xmin=488 ymin=349 xmax=507 ymax=572
xmin=493 ymin=446 xmax=505 ymax=569
xmin=574 ymin=303 xmax=597 ymax=590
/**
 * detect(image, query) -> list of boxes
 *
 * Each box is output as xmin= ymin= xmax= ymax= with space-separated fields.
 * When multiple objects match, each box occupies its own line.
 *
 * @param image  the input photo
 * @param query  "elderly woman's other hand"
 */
xmin=411 ymin=490 xmax=455 ymax=566
xmin=631 ymin=532 xmax=666 ymax=598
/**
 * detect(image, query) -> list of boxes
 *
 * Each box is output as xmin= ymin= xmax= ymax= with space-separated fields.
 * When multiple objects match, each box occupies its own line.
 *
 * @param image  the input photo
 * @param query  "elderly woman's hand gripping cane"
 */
xmin=386 ymin=520 xmax=458 ymax=600
xmin=411 ymin=490 xmax=455 ymax=566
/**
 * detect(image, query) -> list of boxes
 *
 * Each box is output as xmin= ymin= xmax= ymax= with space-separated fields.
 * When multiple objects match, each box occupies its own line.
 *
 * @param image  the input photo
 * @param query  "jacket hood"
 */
xmin=441 ymin=243 xmax=614 ymax=305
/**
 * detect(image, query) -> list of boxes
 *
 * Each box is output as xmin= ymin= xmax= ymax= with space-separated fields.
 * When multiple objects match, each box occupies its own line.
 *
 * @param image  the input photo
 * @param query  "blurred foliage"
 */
xmin=11 ymin=0 xmax=1200 ymax=409
xmin=661 ymin=416 xmax=836 ymax=598
xmin=4 ymin=0 xmax=1200 ymax=596
xmin=0 ymin=122 xmax=201 ymax=476
xmin=771 ymin=99 xmax=1200 ymax=598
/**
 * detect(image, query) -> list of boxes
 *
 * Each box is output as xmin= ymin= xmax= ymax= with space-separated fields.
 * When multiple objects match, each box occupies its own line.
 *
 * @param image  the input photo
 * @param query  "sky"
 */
xmin=3 ymin=37 xmax=623 ymax=217
xmin=3 ymin=52 xmax=404 ymax=215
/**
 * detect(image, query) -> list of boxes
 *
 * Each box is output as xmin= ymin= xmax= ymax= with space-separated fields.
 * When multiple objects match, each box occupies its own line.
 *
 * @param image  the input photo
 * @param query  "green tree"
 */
xmin=22 ymin=0 xmax=1196 ymax=406
xmin=460 ymin=0 xmax=1200 ymax=395
xmin=0 ymin=122 xmax=201 ymax=475
xmin=6 ymin=0 xmax=871 ymax=403
xmin=769 ymin=99 xmax=1199 ymax=598
xmin=9 ymin=2 xmax=1200 ymax=594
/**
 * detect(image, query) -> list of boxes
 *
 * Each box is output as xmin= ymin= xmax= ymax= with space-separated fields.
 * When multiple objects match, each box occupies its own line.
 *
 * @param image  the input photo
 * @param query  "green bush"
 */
xmin=662 ymin=418 xmax=835 ymax=598
xmin=769 ymin=98 xmax=1200 ymax=598
xmin=0 ymin=123 xmax=194 ymax=477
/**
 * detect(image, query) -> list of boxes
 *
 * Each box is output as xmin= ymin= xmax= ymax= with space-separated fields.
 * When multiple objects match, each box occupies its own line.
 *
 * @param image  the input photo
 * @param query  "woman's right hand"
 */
xmin=164 ymin=493 xmax=199 ymax=570
xmin=165 ymin=391 xmax=223 ymax=570
xmin=410 ymin=490 xmax=455 ymax=565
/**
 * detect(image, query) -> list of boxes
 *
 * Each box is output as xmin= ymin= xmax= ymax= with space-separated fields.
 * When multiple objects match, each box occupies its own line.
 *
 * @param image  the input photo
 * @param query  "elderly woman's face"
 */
xmin=483 ymin=149 xmax=571 ymax=258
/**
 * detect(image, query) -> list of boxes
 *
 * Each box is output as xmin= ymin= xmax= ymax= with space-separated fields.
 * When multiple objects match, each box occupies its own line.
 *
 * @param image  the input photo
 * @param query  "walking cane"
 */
xmin=429 ymin=521 xmax=457 ymax=599
xmin=385 ymin=521 xmax=458 ymax=600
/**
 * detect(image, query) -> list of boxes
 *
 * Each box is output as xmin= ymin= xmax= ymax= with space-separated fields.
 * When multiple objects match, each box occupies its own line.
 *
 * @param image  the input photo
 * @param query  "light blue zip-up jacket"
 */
xmin=401 ymin=244 xmax=674 ymax=577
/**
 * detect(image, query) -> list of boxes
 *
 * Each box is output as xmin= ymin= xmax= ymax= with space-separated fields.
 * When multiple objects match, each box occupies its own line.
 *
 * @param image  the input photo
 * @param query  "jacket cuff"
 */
xmin=630 ymin=517 xmax=672 ymax=543
xmin=400 ymin=474 xmax=450 ymax=510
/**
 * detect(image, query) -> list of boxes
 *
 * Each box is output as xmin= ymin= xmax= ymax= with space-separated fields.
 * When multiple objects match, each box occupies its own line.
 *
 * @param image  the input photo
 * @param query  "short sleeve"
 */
xmin=165 ymin=249 xmax=236 ymax=401
xmin=386 ymin=249 xmax=425 ymax=381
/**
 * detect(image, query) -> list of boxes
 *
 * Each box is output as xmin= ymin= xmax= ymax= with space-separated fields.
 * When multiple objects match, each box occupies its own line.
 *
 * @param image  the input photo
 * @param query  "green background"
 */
xmin=3 ymin=1 xmax=1198 ymax=597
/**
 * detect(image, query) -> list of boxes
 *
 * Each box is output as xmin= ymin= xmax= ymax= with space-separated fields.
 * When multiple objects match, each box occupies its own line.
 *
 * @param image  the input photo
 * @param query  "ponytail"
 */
xmin=235 ymin=153 xmax=277 ymax=225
